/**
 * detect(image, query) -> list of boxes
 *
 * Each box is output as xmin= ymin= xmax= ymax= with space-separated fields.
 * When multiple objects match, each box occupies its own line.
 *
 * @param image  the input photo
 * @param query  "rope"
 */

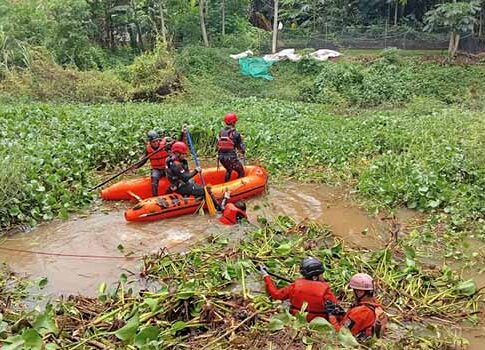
xmin=0 ymin=233 xmax=207 ymax=260
xmin=0 ymin=246 xmax=142 ymax=260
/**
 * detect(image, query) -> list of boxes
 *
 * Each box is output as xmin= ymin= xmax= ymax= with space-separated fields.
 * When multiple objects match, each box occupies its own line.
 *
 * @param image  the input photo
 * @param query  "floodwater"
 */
xmin=0 ymin=180 xmax=482 ymax=348
xmin=0 ymin=182 xmax=395 ymax=296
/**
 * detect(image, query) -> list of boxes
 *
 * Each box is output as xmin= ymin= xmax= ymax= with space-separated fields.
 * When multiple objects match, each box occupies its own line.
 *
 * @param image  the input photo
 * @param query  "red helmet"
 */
xmin=171 ymin=141 xmax=188 ymax=154
xmin=349 ymin=273 xmax=374 ymax=291
xmin=224 ymin=112 xmax=238 ymax=125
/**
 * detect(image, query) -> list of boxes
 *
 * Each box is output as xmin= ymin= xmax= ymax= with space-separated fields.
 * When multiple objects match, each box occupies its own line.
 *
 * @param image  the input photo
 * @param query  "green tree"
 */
xmin=424 ymin=1 xmax=480 ymax=57
xmin=46 ymin=0 xmax=95 ymax=68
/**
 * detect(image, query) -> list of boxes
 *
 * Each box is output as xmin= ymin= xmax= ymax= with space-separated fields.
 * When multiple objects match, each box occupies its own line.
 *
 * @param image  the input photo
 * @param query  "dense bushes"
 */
xmin=0 ymin=45 xmax=177 ymax=102
xmin=304 ymin=54 xmax=485 ymax=107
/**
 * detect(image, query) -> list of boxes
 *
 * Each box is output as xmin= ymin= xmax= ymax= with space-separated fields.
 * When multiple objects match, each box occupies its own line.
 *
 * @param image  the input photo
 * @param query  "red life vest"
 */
xmin=217 ymin=128 xmax=235 ymax=152
xmin=147 ymin=140 xmax=168 ymax=169
xmin=359 ymin=301 xmax=388 ymax=338
xmin=218 ymin=203 xmax=247 ymax=225
xmin=342 ymin=299 xmax=387 ymax=339
xmin=289 ymin=279 xmax=336 ymax=319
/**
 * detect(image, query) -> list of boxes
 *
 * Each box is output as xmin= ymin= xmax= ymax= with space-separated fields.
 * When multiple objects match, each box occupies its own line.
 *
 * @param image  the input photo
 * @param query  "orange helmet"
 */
xmin=171 ymin=141 xmax=188 ymax=154
xmin=224 ymin=112 xmax=238 ymax=125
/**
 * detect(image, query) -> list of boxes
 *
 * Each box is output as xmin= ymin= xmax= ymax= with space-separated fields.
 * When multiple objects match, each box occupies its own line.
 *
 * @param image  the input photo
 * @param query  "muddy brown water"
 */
xmin=0 ymin=181 xmax=483 ymax=347
xmin=0 ymin=182 xmax=393 ymax=296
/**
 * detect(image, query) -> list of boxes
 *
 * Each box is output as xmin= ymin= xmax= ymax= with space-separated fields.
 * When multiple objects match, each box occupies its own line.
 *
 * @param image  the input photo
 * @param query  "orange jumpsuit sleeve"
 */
xmin=263 ymin=275 xmax=294 ymax=300
xmin=329 ymin=314 xmax=344 ymax=331
xmin=325 ymin=288 xmax=338 ymax=304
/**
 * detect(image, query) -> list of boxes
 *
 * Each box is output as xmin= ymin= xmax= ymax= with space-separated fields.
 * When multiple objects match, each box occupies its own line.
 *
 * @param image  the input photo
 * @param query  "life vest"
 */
xmin=288 ymin=279 xmax=336 ymax=319
xmin=147 ymin=140 xmax=168 ymax=169
xmin=165 ymin=155 xmax=187 ymax=190
xmin=346 ymin=300 xmax=388 ymax=339
xmin=218 ymin=203 xmax=247 ymax=225
xmin=360 ymin=302 xmax=388 ymax=339
xmin=217 ymin=128 xmax=236 ymax=152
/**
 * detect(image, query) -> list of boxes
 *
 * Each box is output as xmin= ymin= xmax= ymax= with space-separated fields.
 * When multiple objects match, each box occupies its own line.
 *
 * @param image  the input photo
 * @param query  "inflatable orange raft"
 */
xmin=114 ymin=166 xmax=267 ymax=222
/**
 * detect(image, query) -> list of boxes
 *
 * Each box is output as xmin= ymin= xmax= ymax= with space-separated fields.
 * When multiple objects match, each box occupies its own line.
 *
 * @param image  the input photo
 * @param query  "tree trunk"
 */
xmin=453 ymin=32 xmax=460 ymax=55
xmin=199 ymin=0 xmax=209 ymax=47
xmin=221 ymin=0 xmax=225 ymax=36
xmin=394 ymin=1 xmax=398 ymax=26
xmin=160 ymin=0 xmax=167 ymax=44
xmin=448 ymin=31 xmax=460 ymax=57
xmin=313 ymin=0 xmax=317 ymax=32
xmin=272 ymin=0 xmax=279 ymax=53
xmin=131 ymin=0 xmax=144 ymax=50
xmin=479 ymin=5 xmax=483 ymax=37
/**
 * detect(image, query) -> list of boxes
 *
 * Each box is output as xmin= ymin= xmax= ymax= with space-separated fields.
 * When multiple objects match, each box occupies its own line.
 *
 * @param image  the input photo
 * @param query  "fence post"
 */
xmin=384 ymin=20 xmax=388 ymax=48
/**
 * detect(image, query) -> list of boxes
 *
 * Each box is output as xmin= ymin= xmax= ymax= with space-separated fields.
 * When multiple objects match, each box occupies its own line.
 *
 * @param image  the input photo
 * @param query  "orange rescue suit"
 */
xmin=329 ymin=298 xmax=383 ymax=338
xmin=264 ymin=276 xmax=338 ymax=321
xmin=218 ymin=203 xmax=247 ymax=225
xmin=146 ymin=140 xmax=168 ymax=169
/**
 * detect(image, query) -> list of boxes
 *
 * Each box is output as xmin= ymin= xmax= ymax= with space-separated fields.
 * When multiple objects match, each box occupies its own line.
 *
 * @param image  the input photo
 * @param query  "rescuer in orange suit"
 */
xmin=134 ymin=128 xmax=187 ymax=197
xmin=259 ymin=257 xmax=338 ymax=321
xmin=133 ymin=130 xmax=172 ymax=197
xmin=217 ymin=191 xmax=248 ymax=225
xmin=327 ymin=273 xmax=388 ymax=341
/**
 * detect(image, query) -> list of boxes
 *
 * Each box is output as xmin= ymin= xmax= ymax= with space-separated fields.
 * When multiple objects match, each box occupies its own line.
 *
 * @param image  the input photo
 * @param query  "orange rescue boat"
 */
xmin=114 ymin=166 xmax=267 ymax=222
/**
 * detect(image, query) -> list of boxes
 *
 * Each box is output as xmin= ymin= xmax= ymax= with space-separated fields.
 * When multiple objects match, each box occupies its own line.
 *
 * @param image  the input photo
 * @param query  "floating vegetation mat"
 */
xmin=0 ymin=217 xmax=483 ymax=349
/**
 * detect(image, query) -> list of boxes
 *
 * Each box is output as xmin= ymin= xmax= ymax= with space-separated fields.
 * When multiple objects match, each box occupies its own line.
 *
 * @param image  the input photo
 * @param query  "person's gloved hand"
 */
xmin=259 ymin=265 xmax=269 ymax=277
xmin=224 ymin=191 xmax=231 ymax=199
xmin=195 ymin=166 xmax=202 ymax=173
xmin=325 ymin=300 xmax=337 ymax=315
xmin=181 ymin=125 xmax=188 ymax=133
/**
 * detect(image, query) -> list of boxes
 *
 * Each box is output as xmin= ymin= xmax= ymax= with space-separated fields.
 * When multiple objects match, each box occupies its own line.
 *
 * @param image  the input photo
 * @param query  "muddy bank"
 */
xmin=0 ymin=182 xmax=396 ymax=295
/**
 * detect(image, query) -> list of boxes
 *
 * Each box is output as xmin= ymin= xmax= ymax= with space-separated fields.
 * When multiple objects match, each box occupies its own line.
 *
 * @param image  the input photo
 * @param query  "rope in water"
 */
xmin=0 ymin=234 xmax=202 ymax=260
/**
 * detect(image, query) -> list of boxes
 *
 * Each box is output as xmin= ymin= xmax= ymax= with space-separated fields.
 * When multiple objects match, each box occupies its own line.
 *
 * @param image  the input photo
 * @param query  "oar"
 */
xmin=185 ymin=129 xmax=217 ymax=216
xmin=89 ymin=145 xmax=167 ymax=192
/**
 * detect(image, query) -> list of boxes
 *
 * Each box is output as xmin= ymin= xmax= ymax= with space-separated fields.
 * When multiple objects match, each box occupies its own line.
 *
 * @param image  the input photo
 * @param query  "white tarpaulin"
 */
xmin=229 ymin=50 xmax=254 ymax=60
xmin=260 ymin=48 xmax=341 ymax=62
xmin=308 ymin=49 xmax=341 ymax=61
xmin=263 ymin=48 xmax=303 ymax=62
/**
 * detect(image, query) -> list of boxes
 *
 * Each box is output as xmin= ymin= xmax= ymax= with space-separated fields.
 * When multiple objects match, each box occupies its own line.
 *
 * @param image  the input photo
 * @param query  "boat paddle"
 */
xmin=89 ymin=144 xmax=167 ymax=192
xmin=185 ymin=129 xmax=217 ymax=216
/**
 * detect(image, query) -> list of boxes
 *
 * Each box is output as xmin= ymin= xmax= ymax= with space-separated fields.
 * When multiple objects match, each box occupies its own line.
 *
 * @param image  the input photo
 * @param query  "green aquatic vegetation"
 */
xmin=0 ymin=99 xmax=484 ymax=233
xmin=0 ymin=218 xmax=481 ymax=349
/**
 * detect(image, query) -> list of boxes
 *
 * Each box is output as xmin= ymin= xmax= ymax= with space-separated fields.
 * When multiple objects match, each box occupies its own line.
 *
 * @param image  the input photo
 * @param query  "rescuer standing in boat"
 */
xmin=259 ymin=257 xmax=339 ymax=321
xmin=327 ymin=273 xmax=388 ymax=341
xmin=133 ymin=130 xmax=171 ymax=197
xmin=217 ymin=113 xmax=246 ymax=182
xmin=134 ymin=128 xmax=187 ymax=197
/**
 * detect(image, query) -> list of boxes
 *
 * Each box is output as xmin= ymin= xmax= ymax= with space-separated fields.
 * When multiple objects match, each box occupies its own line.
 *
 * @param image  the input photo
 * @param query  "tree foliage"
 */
xmin=424 ymin=1 xmax=480 ymax=56
xmin=0 ymin=0 xmax=484 ymax=71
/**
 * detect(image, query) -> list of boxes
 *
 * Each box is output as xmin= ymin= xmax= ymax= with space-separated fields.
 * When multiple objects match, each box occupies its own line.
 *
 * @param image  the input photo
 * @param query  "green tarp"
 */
xmin=238 ymin=57 xmax=274 ymax=80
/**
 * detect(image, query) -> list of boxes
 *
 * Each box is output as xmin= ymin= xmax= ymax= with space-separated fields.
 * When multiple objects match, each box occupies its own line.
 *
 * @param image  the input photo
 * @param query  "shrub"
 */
xmin=305 ymin=57 xmax=485 ymax=107
xmin=126 ymin=43 xmax=179 ymax=101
